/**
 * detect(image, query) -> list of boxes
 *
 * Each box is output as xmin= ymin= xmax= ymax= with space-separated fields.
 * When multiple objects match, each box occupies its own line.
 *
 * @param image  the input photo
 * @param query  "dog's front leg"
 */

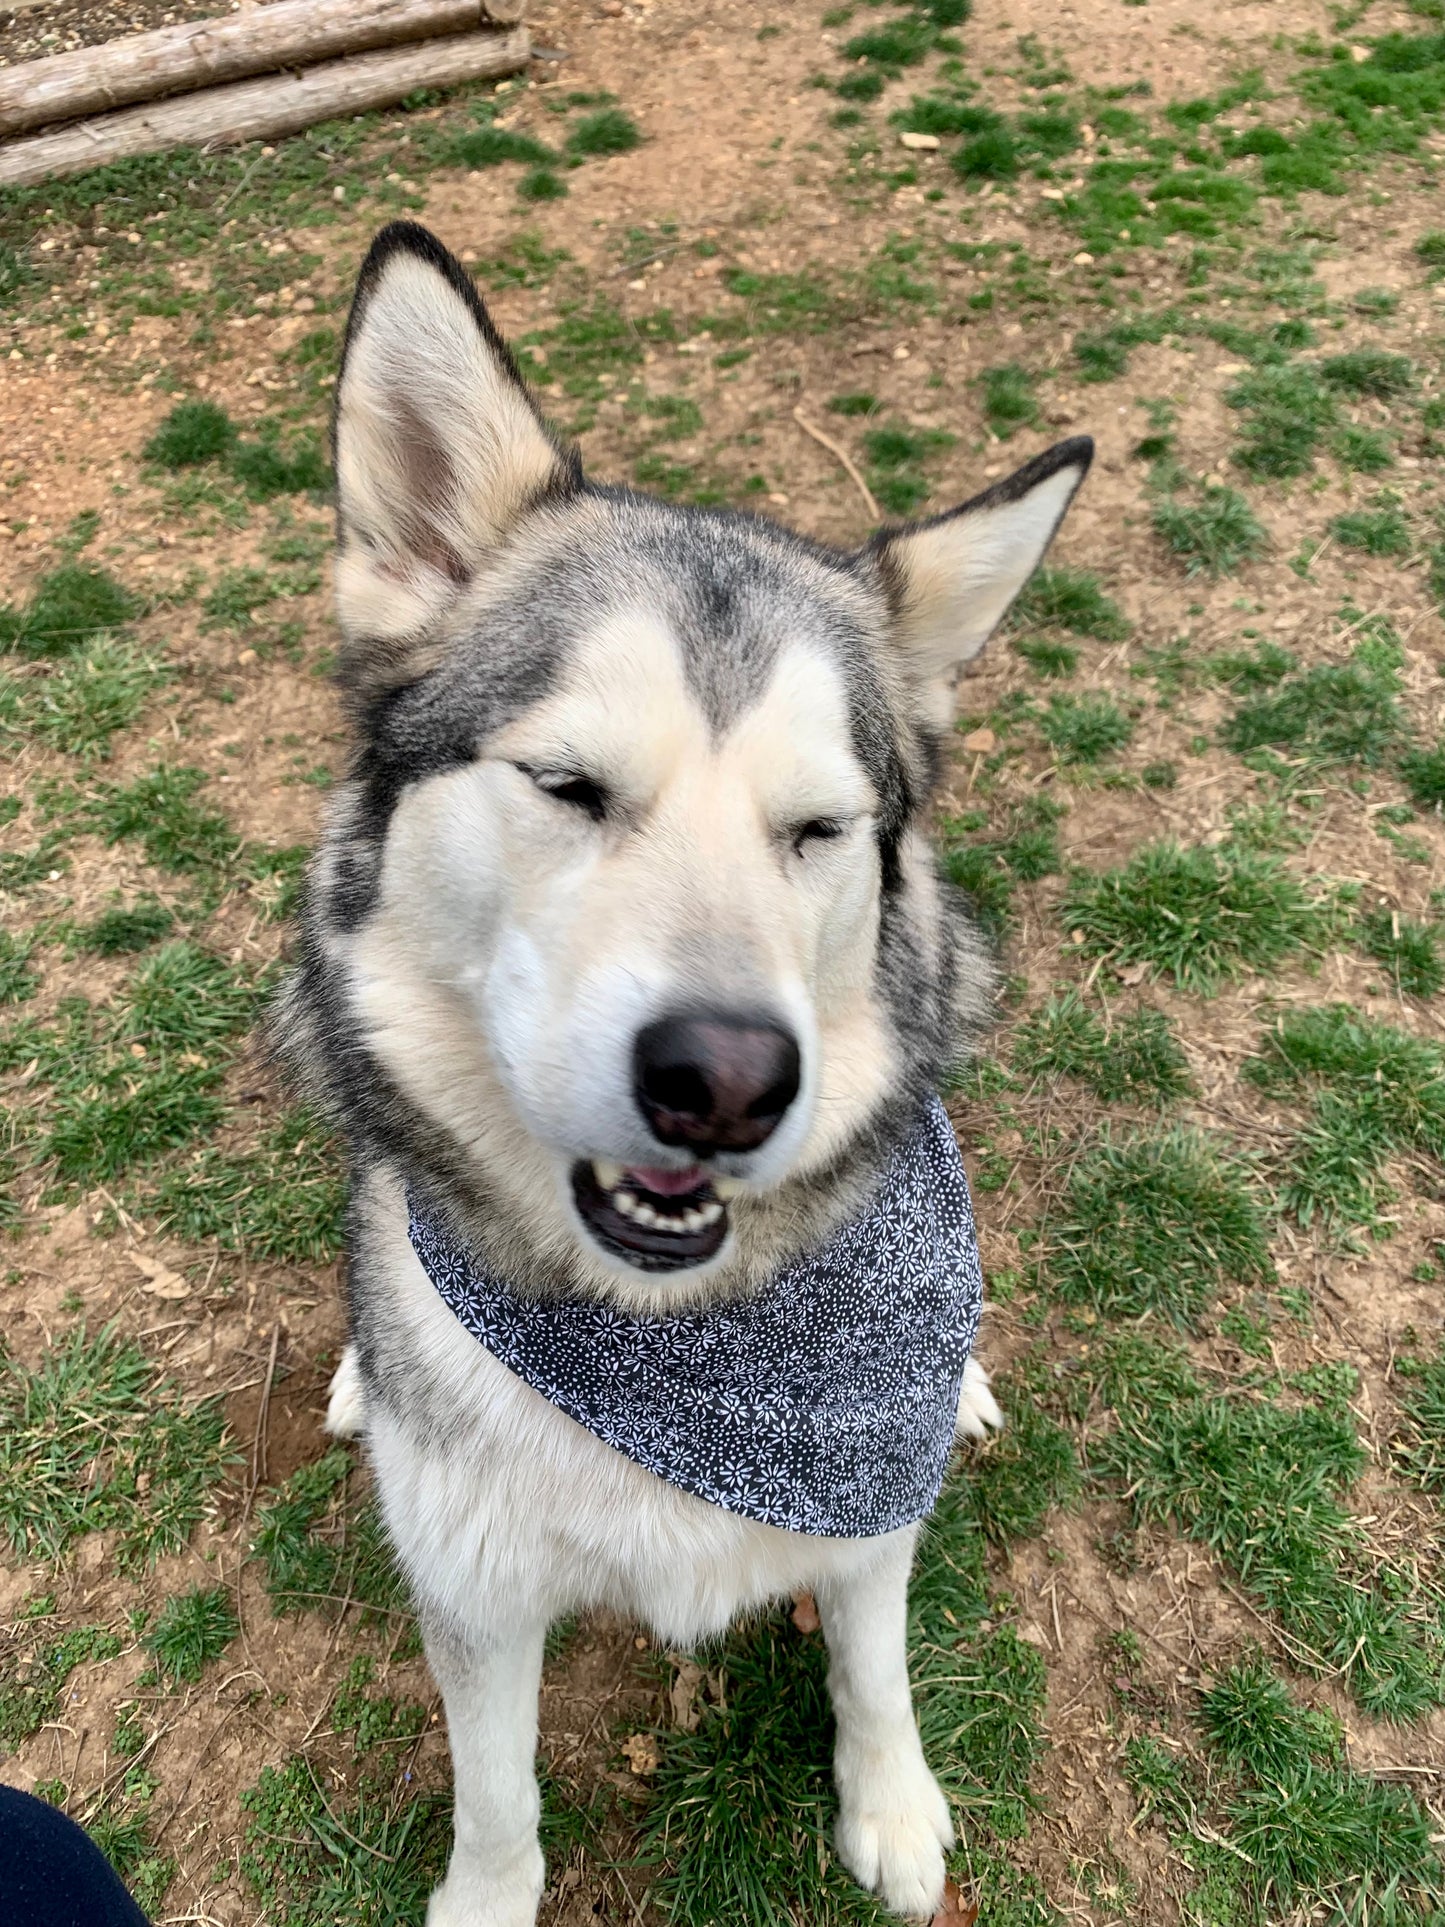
xmin=423 ymin=1614 xmax=549 ymax=1927
xmin=818 ymin=1535 xmax=953 ymax=1919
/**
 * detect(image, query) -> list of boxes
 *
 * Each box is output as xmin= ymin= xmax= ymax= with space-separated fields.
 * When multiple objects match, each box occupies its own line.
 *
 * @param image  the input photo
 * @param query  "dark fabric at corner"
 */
xmin=0 ymin=1786 xmax=150 ymax=1927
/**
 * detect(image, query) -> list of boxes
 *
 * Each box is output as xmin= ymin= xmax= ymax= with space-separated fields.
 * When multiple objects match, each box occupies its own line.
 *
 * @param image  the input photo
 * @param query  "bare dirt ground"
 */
xmin=3 ymin=0 xmax=1445 ymax=1921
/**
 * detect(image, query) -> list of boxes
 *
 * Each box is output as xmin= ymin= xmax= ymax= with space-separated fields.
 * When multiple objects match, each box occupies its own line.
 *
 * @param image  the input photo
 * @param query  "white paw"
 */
xmin=425 ymin=1848 xmax=543 ymax=1927
xmin=955 ymin=1356 xmax=1003 ymax=1442
xmin=835 ymin=1750 xmax=954 ymax=1918
xmin=324 ymin=1343 xmax=366 ymax=1439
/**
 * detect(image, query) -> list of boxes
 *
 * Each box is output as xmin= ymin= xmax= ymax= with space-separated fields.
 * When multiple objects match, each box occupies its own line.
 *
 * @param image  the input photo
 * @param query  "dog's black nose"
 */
xmin=634 ymin=1013 xmax=801 ymax=1154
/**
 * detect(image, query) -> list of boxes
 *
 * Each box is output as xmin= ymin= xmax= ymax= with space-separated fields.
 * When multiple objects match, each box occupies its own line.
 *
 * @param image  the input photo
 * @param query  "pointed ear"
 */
xmin=332 ymin=221 xmax=576 ymax=695
xmin=869 ymin=437 xmax=1093 ymax=731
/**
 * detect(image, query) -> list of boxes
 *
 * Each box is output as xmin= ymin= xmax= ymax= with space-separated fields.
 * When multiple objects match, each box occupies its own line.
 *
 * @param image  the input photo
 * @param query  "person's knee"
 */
xmin=0 ymin=1786 xmax=151 ymax=1927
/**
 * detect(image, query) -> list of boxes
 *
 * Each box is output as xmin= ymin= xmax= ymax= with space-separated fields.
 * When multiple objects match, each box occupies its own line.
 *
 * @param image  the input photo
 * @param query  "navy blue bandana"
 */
xmin=407 ymin=1097 xmax=983 ymax=1539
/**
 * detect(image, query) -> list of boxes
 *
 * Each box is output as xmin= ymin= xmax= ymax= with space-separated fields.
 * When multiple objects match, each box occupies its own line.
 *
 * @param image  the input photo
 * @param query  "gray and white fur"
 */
xmin=277 ymin=221 xmax=1091 ymax=1925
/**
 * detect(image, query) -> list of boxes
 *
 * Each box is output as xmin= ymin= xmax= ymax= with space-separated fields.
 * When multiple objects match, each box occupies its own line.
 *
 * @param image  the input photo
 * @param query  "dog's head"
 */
xmin=287 ymin=222 xmax=1090 ymax=1298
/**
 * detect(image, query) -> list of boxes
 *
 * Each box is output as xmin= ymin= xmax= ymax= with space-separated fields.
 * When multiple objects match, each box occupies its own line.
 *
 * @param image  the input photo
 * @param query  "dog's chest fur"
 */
xmin=347 ymin=1166 xmax=916 ymax=1649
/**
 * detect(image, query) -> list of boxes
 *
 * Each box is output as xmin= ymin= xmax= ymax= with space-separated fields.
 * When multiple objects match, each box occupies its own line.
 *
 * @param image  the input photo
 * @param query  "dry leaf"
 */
xmin=931 ymin=1876 xmax=980 ymax=1927
xmin=960 ymin=727 xmax=996 ymax=755
xmin=790 ymin=1589 xmax=822 ymax=1635
xmin=669 ymin=1657 xmax=705 ymax=1732
xmin=126 ymin=1251 xmax=190 ymax=1300
xmin=620 ymin=1733 xmax=660 ymax=1777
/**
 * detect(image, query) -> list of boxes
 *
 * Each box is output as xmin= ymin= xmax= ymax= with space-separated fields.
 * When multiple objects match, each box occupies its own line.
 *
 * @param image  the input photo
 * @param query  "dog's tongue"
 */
xmin=626 ymin=1164 xmax=708 ymax=1198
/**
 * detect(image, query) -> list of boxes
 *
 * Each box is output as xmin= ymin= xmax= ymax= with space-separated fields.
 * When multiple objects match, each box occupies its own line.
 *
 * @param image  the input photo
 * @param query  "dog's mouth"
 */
xmin=570 ymin=1158 xmax=735 ymax=1272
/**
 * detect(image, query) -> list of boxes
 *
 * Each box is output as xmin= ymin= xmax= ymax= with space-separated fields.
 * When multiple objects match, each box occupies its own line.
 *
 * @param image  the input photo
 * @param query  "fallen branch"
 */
xmin=792 ymin=407 xmax=881 ymax=524
xmin=0 ymin=0 xmax=528 ymax=138
xmin=0 ymin=24 xmax=530 ymax=187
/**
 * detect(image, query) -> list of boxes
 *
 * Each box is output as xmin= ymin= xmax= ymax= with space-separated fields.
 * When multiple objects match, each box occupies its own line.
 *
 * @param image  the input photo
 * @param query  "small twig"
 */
xmin=243 ymin=1324 xmax=281 ymax=1525
xmin=792 ymin=407 xmax=880 ymax=522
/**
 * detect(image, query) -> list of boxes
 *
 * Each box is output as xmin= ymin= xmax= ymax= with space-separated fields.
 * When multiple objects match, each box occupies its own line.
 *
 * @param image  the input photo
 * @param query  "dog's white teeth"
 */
xmin=632 ymin=1201 xmax=660 ymax=1228
xmin=712 ymin=1177 xmax=742 ymax=1202
xmin=593 ymin=1159 xmax=624 ymax=1191
xmin=698 ymin=1199 xmax=724 ymax=1226
xmin=614 ymin=1187 xmax=639 ymax=1218
xmin=680 ymin=1209 xmax=704 ymax=1234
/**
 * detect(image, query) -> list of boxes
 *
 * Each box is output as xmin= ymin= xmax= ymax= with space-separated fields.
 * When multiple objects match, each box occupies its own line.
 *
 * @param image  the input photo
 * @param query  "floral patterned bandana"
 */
xmin=407 ymin=1097 xmax=983 ymax=1539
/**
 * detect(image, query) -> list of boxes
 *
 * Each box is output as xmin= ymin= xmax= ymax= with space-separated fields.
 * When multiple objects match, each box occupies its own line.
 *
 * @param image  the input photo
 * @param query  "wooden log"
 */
xmin=0 ymin=0 xmax=528 ymax=139
xmin=0 ymin=25 xmax=531 ymax=187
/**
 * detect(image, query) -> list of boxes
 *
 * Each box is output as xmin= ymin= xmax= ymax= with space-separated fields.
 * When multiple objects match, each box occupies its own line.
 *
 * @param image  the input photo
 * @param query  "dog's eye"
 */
xmin=792 ymin=818 xmax=844 ymax=856
xmin=522 ymin=767 xmax=610 ymax=823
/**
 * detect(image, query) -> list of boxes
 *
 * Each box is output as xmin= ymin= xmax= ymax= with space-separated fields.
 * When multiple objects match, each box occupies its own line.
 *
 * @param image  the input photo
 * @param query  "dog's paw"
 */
xmin=325 ymin=1343 xmax=366 ymax=1440
xmin=425 ymin=1848 xmax=544 ymax=1927
xmin=954 ymin=1356 xmax=1004 ymax=1442
xmin=835 ymin=1751 xmax=954 ymax=1919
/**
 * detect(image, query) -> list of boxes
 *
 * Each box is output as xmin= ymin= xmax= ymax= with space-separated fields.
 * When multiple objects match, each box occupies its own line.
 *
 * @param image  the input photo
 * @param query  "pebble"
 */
xmin=899 ymin=131 xmax=940 ymax=151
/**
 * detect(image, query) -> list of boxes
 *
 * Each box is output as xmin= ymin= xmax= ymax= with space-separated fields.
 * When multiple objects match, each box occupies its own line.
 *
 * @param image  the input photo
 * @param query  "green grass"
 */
xmin=253 ymin=1448 xmax=408 ymax=1622
xmin=1319 ymin=349 xmax=1415 ymax=400
xmin=1398 ymin=740 xmax=1445 ymax=809
xmin=144 ymin=1584 xmax=239 ymax=1684
xmin=1098 ymin=1379 xmax=1443 ymax=1718
xmin=138 ymin=1108 xmax=345 ymax=1265
xmin=1220 ymin=654 xmax=1404 ymax=766
xmin=0 ymin=638 xmax=170 ymax=758
xmin=1013 ymin=566 xmax=1130 ymax=640
xmin=1227 ymin=361 xmax=1337 ymax=479
xmin=71 ymin=898 xmax=175 ymax=955
xmin=1245 ymin=1004 xmax=1445 ymax=1236
xmin=1062 ymin=840 xmax=1327 ymax=991
xmin=143 ymin=399 xmax=237 ymax=468
xmin=941 ymin=796 xmax=1065 ymax=937
xmin=61 ymin=763 xmax=240 ymax=875
xmin=976 ymin=362 xmax=1039 ymax=439
xmin=1391 ymin=1344 xmax=1445 ymax=1494
xmin=1356 ymin=905 xmax=1445 ymax=997
xmin=0 ymin=564 xmax=141 ymax=658
xmin=241 ymin=1754 xmax=451 ymax=1927
xmin=1153 ymin=482 xmax=1268 ymax=577
xmin=1128 ymin=1657 xmax=1443 ymax=1920
xmin=1330 ymin=507 xmax=1412 ymax=556
xmin=1038 ymin=692 xmax=1133 ymax=764
xmin=1 ymin=1622 xmax=122 ymax=1750
xmin=0 ymin=931 xmax=37 ymax=1005
xmin=860 ymin=422 xmax=955 ymax=515
xmin=0 ymin=1323 xmax=232 ymax=1568
xmin=1046 ymin=1127 xmax=1272 ymax=1325
xmin=567 ymin=108 xmax=641 ymax=158
xmin=1014 ymin=990 xmax=1191 ymax=1105
xmin=1012 ymin=635 xmax=1077 ymax=677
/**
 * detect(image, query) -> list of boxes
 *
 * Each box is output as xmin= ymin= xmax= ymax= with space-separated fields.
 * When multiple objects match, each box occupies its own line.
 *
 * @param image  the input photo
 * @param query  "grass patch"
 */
xmin=1227 ymin=362 xmax=1337 ymax=479
xmin=567 ymin=108 xmax=641 ymax=158
xmin=71 ymin=898 xmax=175 ymax=956
xmin=1398 ymin=740 xmax=1445 ymax=810
xmin=1219 ymin=652 xmax=1404 ymax=766
xmin=1391 ymin=1344 xmax=1445 ymax=1495
xmin=1098 ymin=1383 xmax=1442 ymax=1717
xmin=61 ymin=763 xmax=240 ymax=876
xmin=1330 ymin=507 xmax=1412 ymax=557
xmin=860 ymin=422 xmax=955 ymax=515
xmin=0 ymin=564 xmax=141 ymax=658
xmin=144 ymin=1584 xmax=239 ymax=1685
xmin=1013 ymin=636 xmax=1077 ymax=677
xmin=138 ymin=1109 xmax=345 ymax=1265
xmin=1038 ymin=692 xmax=1133 ymax=764
xmin=941 ymin=796 xmax=1065 ymax=937
xmin=0 ymin=638 xmax=170 ymax=758
xmin=976 ymin=362 xmax=1039 ymax=439
xmin=1013 ymin=566 xmax=1130 ymax=640
xmin=0 ymin=1323 xmax=232 ymax=1568
xmin=1 ymin=1622 xmax=122 ymax=1751
xmin=1356 ymin=904 xmax=1445 ymax=997
xmin=1245 ymin=1004 xmax=1445 ymax=1236
xmin=1153 ymin=481 xmax=1268 ymax=577
xmin=143 ymin=399 xmax=237 ymax=468
xmin=1062 ymin=840 xmax=1327 ymax=992
xmin=253 ymin=1448 xmax=408 ymax=1622
xmin=1014 ymin=990 xmax=1191 ymax=1105
xmin=1319 ymin=349 xmax=1415 ymax=400
xmin=142 ymin=401 xmax=328 ymax=501
xmin=1046 ymin=1127 xmax=1272 ymax=1325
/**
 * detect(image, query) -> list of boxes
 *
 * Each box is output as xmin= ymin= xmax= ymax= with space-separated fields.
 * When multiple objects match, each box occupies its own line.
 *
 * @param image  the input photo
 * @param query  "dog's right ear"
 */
xmin=332 ymin=221 xmax=575 ymax=696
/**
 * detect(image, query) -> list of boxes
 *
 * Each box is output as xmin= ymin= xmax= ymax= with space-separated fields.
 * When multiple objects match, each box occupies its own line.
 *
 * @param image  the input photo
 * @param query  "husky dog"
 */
xmin=279 ymin=221 xmax=1090 ymax=1926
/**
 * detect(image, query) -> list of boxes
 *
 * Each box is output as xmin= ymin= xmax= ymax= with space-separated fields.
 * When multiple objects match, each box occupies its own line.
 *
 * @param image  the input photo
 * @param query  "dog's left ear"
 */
xmin=870 ymin=437 xmax=1093 ymax=731
xmin=332 ymin=221 xmax=576 ymax=696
